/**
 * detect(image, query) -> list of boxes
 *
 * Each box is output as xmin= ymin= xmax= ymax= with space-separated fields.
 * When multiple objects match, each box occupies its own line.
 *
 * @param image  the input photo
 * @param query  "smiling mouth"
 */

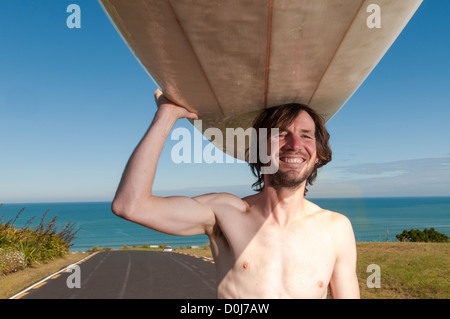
xmin=279 ymin=157 xmax=305 ymax=164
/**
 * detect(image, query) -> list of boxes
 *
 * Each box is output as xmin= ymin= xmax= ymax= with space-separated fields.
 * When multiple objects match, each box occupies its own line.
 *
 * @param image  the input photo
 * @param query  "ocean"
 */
xmin=1 ymin=197 xmax=449 ymax=252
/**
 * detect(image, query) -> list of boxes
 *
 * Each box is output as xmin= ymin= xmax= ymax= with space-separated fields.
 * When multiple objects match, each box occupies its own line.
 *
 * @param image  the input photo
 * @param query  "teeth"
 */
xmin=282 ymin=158 xmax=304 ymax=163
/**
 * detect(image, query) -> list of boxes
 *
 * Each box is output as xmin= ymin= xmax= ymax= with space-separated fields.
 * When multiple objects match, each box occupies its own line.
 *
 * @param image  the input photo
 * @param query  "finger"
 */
xmin=188 ymin=113 xmax=199 ymax=120
xmin=183 ymin=108 xmax=199 ymax=120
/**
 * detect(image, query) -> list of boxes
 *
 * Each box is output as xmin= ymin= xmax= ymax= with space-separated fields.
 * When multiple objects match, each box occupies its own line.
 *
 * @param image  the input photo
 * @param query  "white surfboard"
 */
xmin=99 ymin=0 xmax=422 ymax=160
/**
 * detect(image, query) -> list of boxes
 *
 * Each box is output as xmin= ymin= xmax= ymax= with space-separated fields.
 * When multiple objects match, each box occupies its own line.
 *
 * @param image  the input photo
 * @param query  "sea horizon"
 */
xmin=1 ymin=196 xmax=449 ymax=252
xmin=3 ymin=194 xmax=450 ymax=204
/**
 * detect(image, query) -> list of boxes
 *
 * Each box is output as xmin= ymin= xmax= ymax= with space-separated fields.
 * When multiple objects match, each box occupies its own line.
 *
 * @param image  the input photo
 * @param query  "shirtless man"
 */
xmin=111 ymin=89 xmax=360 ymax=299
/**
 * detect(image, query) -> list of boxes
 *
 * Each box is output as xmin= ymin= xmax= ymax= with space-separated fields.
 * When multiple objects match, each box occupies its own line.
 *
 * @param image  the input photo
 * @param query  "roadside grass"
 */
xmin=0 ymin=207 xmax=79 ymax=275
xmin=172 ymin=245 xmax=213 ymax=258
xmin=0 ymin=207 xmax=82 ymax=298
xmin=356 ymin=242 xmax=449 ymax=299
xmin=0 ymin=252 xmax=88 ymax=299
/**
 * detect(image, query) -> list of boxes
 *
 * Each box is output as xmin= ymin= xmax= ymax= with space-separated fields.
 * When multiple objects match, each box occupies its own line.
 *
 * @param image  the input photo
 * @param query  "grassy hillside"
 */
xmin=356 ymin=242 xmax=449 ymax=299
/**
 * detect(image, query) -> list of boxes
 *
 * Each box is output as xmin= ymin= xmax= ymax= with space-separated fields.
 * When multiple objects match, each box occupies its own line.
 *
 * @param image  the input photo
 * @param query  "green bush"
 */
xmin=0 ymin=206 xmax=79 ymax=274
xmin=396 ymin=228 xmax=449 ymax=243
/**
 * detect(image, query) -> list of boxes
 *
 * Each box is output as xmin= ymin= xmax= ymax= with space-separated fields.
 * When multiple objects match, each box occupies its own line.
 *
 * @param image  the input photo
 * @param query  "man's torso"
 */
xmin=206 ymin=193 xmax=338 ymax=298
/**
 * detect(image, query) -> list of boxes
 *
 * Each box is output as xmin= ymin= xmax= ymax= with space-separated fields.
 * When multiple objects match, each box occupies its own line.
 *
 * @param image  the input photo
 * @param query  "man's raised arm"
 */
xmin=111 ymin=89 xmax=216 ymax=236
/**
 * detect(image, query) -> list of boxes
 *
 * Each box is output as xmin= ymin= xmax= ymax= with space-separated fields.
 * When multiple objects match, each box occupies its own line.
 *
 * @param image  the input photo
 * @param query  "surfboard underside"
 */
xmin=100 ymin=0 xmax=422 ymax=160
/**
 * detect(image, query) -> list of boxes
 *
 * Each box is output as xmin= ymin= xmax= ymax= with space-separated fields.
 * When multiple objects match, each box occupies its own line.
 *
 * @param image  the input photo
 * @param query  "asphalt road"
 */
xmin=16 ymin=250 xmax=217 ymax=299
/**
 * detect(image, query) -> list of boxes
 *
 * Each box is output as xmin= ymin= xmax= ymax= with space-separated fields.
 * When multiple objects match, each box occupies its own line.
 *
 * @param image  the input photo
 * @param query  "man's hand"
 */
xmin=154 ymin=89 xmax=198 ymax=120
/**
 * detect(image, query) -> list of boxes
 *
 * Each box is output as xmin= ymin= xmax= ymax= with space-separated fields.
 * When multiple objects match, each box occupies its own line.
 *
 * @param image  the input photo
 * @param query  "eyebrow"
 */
xmin=277 ymin=127 xmax=315 ymax=135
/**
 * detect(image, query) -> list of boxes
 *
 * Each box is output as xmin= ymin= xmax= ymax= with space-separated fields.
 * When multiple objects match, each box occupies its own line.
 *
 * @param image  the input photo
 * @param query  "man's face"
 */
xmin=267 ymin=111 xmax=318 ymax=189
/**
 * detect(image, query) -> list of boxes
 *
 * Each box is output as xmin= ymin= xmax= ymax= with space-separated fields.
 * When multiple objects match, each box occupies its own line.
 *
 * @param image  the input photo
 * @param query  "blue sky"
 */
xmin=1 ymin=0 xmax=449 ymax=203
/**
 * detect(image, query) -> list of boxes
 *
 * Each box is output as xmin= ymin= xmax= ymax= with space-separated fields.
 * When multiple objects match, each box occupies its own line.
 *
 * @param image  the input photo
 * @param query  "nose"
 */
xmin=283 ymin=133 xmax=304 ymax=151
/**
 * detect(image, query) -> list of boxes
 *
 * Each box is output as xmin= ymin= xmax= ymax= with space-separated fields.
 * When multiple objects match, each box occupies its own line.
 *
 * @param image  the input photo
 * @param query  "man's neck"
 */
xmin=257 ymin=183 xmax=308 ymax=227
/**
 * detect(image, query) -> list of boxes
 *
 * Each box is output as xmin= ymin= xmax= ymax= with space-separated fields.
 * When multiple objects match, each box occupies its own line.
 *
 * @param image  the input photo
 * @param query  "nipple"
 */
xmin=318 ymin=280 xmax=324 ymax=288
xmin=242 ymin=262 xmax=249 ymax=270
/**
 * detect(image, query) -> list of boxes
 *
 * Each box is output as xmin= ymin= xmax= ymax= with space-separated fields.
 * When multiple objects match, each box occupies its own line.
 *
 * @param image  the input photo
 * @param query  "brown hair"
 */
xmin=248 ymin=103 xmax=332 ymax=194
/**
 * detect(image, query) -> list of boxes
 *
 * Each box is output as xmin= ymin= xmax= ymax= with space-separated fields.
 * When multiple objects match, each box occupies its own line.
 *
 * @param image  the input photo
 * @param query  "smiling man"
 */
xmin=112 ymin=89 xmax=360 ymax=299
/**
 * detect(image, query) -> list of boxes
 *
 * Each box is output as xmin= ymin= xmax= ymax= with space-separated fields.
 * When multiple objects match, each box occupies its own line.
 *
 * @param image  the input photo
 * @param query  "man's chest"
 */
xmin=215 ymin=217 xmax=336 ymax=298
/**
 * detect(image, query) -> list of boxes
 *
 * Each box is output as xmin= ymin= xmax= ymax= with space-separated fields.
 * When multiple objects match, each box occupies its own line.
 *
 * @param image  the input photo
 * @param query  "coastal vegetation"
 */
xmin=0 ymin=207 xmax=79 ymax=275
xmin=396 ymin=228 xmax=449 ymax=243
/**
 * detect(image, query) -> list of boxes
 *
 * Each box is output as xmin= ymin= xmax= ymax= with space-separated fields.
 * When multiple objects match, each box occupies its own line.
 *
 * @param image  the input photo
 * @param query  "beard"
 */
xmin=267 ymin=163 xmax=314 ymax=190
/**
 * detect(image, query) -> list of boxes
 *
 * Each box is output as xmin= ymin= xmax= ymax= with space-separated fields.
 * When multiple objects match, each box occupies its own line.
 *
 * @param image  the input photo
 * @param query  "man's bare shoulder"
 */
xmin=193 ymin=192 xmax=249 ymax=214
xmin=306 ymin=200 xmax=354 ymax=232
